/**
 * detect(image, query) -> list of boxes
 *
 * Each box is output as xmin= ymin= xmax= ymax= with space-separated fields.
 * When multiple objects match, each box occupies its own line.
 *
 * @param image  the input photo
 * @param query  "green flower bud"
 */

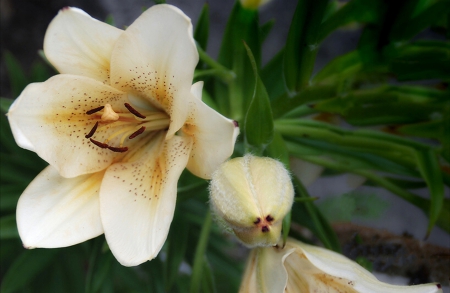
xmin=209 ymin=154 xmax=294 ymax=247
xmin=240 ymin=0 xmax=271 ymax=10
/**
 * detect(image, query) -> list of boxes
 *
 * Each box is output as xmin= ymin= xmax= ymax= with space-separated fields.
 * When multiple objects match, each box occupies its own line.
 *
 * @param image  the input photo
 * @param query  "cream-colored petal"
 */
xmin=239 ymin=249 xmax=259 ymax=293
xmin=248 ymin=156 xmax=294 ymax=222
xmin=209 ymin=155 xmax=293 ymax=247
xmin=16 ymin=165 xmax=104 ymax=248
xmin=239 ymin=246 xmax=295 ymax=293
xmin=257 ymin=247 xmax=295 ymax=293
xmin=110 ymin=4 xmax=198 ymax=138
xmin=100 ymin=132 xmax=193 ymax=266
xmin=44 ymin=7 xmax=122 ymax=84
xmin=7 ymin=74 xmax=131 ymax=178
xmin=290 ymin=239 xmax=442 ymax=293
xmin=183 ymin=82 xmax=239 ymax=179
xmin=7 ymin=95 xmax=35 ymax=152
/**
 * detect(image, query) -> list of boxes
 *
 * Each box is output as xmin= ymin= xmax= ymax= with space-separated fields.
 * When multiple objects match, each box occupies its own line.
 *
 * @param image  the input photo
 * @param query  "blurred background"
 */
xmin=1 ymin=0 xmax=449 ymax=291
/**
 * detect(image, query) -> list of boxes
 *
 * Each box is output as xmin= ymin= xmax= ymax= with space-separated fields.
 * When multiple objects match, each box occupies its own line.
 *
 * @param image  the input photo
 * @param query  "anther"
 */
xmin=108 ymin=146 xmax=128 ymax=152
xmin=265 ymin=215 xmax=274 ymax=222
xmin=129 ymin=126 xmax=146 ymax=139
xmin=253 ymin=218 xmax=261 ymax=225
xmin=261 ymin=226 xmax=269 ymax=233
xmin=124 ymin=103 xmax=146 ymax=119
xmin=85 ymin=122 xmax=99 ymax=138
xmin=90 ymin=138 xmax=109 ymax=148
xmin=233 ymin=120 xmax=239 ymax=127
xmin=86 ymin=106 xmax=104 ymax=115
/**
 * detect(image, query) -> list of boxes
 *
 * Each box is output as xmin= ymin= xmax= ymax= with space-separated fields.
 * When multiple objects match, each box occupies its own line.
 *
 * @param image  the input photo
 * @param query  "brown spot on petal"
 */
xmin=265 ymin=215 xmax=274 ymax=222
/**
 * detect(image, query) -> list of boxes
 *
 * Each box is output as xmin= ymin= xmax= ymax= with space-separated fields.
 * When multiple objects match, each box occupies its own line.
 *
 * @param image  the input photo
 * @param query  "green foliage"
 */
xmin=2 ymin=0 xmax=449 ymax=291
xmin=318 ymin=192 xmax=389 ymax=222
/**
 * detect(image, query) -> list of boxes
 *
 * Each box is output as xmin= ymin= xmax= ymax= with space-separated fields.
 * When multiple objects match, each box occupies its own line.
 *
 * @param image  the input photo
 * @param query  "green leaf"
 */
xmin=281 ymin=211 xmax=292 ymax=246
xmin=164 ymin=212 xmax=190 ymax=292
xmin=0 ymin=97 xmax=13 ymax=112
xmin=190 ymin=211 xmax=212 ymax=293
xmin=318 ymin=192 xmax=389 ymax=222
xmin=415 ymin=149 xmax=445 ymax=235
xmin=291 ymin=176 xmax=341 ymax=252
xmin=0 ymin=215 xmax=19 ymax=239
xmin=259 ymin=19 xmax=275 ymax=43
xmin=104 ymin=14 xmax=115 ymax=26
xmin=390 ymin=0 xmax=450 ymax=41
xmin=261 ymin=49 xmax=286 ymax=100
xmin=312 ymin=50 xmax=361 ymax=83
xmin=318 ymin=0 xmax=383 ymax=42
xmin=85 ymin=238 xmax=114 ymax=293
xmin=271 ymin=84 xmax=338 ymax=119
xmin=200 ymin=257 xmax=217 ymax=293
xmin=390 ymin=41 xmax=450 ymax=81
xmin=265 ymin=130 xmax=289 ymax=166
xmin=1 ymin=249 xmax=58 ymax=293
xmin=195 ymin=4 xmax=210 ymax=55
xmin=284 ymin=0 xmax=328 ymax=92
xmin=244 ymin=42 xmax=274 ymax=155
xmin=314 ymin=85 xmax=449 ymax=126
xmin=217 ymin=1 xmax=260 ymax=121
xmin=3 ymin=51 xmax=29 ymax=97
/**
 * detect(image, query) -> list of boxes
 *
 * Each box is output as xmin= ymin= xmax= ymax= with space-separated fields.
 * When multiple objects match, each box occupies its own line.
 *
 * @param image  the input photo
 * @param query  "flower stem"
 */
xmin=196 ymin=43 xmax=235 ymax=83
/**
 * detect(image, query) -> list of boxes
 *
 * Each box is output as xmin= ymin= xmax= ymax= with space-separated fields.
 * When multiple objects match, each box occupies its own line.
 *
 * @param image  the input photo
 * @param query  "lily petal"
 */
xmin=288 ymin=239 xmax=443 ymax=293
xmin=100 ymin=132 xmax=193 ymax=266
xmin=110 ymin=4 xmax=198 ymax=138
xmin=16 ymin=165 xmax=104 ymax=248
xmin=183 ymin=81 xmax=240 ymax=179
xmin=44 ymin=7 xmax=122 ymax=84
xmin=257 ymin=247 xmax=295 ymax=293
xmin=7 ymin=74 xmax=130 ymax=178
xmin=7 ymin=95 xmax=36 ymax=152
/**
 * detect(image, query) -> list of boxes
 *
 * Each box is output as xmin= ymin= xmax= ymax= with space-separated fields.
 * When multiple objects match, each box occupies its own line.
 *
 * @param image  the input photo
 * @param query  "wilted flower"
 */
xmin=8 ymin=5 xmax=239 ymax=266
xmin=209 ymin=155 xmax=294 ymax=247
xmin=239 ymin=238 xmax=443 ymax=293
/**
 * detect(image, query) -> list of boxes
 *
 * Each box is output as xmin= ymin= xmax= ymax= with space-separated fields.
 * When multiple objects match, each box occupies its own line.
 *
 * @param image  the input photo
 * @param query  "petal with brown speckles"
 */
xmin=7 ymin=74 xmax=129 ymax=178
xmin=183 ymin=81 xmax=239 ymax=179
xmin=110 ymin=4 xmax=198 ymax=139
xmin=100 ymin=133 xmax=193 ymax=266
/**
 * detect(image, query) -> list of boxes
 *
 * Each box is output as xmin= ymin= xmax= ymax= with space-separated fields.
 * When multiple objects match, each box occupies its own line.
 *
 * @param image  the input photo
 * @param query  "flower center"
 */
xmin=85 ymin=103 xmax=170 ymax=152
xmin=253 ymin=215 xmax=274 ymax=233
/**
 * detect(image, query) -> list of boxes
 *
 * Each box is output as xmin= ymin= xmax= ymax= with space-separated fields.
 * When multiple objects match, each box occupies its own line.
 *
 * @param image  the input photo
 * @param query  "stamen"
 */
xmin=124 ymin=103 xmax=146 ymax=119
xmin=265 ymin=215 xmax=274 ymax=222
xmin=85 ymin=122 xmax=99 ymax=138
xmin=129 ymin=126 xmax=146 ymax=139
xmin=108 ymin=146 xmax=128 ymax=152
xmin=86 ymin=106 xmax=104 ymax=115
xmin=261 ymin=226 xmax=269 ymax=233
xmin=90 ymin=138 xmax=109 ymax=148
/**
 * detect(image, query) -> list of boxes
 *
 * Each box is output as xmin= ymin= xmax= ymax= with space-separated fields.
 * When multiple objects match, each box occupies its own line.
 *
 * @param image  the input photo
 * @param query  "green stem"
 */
xmin=196 ymin=43 xmax=235 ymax=83
xmin=189 ymin=211 xmax=213 ymax=293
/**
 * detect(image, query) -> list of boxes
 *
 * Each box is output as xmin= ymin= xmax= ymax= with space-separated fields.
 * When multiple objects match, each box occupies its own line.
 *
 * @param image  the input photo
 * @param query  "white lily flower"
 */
xmin=7 ymin=5 xmax=239 ymax=266
xmin=209 ymin=155 xmax=294 ymax=247
xmin=239 ymin=238 xmax=443 ymax=293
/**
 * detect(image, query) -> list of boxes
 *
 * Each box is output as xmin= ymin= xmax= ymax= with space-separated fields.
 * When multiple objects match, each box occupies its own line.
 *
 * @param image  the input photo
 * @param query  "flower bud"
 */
xmin=240 ymin=0 xmax=271 ymax=10
xmin=209 ymin=154 xmax=294 ymax=247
